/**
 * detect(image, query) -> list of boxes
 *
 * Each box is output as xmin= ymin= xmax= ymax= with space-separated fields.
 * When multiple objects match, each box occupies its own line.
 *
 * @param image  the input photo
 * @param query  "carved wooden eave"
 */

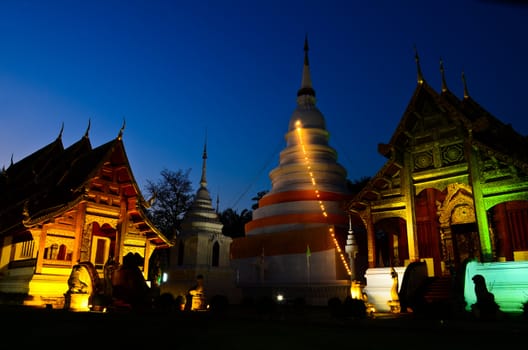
xmin=475 ymin=140 xmax=528 ymax=175
xmin=458 ymin=94 xmax=528 ymax=173
xmin=346 ymin=150 xmax=402 ymax=212
xmin=129 ymin=203 xmax=172 ymax=247
xmin=21 ymin=195 xmax=85 ymax=228
xmin=88 ymin=138 xmax=171 ymax=246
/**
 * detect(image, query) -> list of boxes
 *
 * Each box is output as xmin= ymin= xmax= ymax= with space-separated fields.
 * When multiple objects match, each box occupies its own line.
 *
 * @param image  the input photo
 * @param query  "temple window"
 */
xmin=48 ymin=243 xmax=59 ymax=260
xmin=13 ymin=240 xmax=35 ymax=260
xmin=20 ymin=241 xmax=34 ymax=258
xmin=57 ymin=244 xmax=67 ymax=260
xmin=43 ymin=243 xmax=71 ymax=261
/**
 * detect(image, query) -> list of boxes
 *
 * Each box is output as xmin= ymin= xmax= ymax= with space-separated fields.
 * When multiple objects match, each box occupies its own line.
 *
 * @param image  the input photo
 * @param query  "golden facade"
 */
xmin=0 ymin=125 xmax=171 ymax=308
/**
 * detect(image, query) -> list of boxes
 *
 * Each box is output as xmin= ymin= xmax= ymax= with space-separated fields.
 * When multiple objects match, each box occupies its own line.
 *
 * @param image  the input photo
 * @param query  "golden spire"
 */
xmin=440 ymin=57 xmax=448 ymax=93
xmin=297 ymin=34 xmax=316 ymax=98
xmin=414 ymin=46 xmax=424 ymax=84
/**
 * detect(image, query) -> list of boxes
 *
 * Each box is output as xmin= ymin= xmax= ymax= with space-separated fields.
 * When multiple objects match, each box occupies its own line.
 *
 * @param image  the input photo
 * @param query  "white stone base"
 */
xmin=65 ymin=293 xmax=90 ymax=312
xmin=363 ymin=267 xmax=405 ymax=313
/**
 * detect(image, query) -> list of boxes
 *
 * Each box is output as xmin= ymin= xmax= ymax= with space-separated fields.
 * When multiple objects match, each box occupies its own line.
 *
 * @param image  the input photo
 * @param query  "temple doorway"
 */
xmin=451 ymin=222 xmax=481 ymax=267
xmin=436 ymin=183 xmax=478 ymax=274
xmin=374 ymin=217 xmax=408 ymax=268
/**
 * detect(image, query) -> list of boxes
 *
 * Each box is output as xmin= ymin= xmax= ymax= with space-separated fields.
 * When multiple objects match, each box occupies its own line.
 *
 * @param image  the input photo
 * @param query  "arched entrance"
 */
xmin=437 ymin=183 xmax=480 ymax=273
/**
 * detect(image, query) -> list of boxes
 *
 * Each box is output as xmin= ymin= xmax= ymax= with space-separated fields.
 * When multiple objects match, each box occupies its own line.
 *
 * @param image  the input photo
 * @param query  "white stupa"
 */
xmin=162 ymin=140 xmax=240 ymax=304
xmin=231 ymin=37 xmax=353 ymax=289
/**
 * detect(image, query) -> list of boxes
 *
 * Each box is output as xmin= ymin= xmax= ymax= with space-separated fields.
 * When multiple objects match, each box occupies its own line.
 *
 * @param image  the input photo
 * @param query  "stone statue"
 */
xmin=65 ymin=263 xmax=94 ymax=311
xmin=186 ymin=274 xmax=206 ymax=311
xmin=103 ymin=255 xmax=118 ymax=297
xmin=67 ymin=264 xmax=91 ymax=294
xmin=390 ymin=267 xmax=399 ymax=302
xmin=387 ymin=267 xmax=401 ymax=313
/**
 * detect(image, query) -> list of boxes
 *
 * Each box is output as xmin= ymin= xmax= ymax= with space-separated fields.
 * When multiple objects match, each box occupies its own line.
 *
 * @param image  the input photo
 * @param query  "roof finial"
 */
xmin=440 ymin=57 xmax=448 ymax=93
xmin=462 ymin=71 xmax=470 ymax=99
xmin=200 ymin=130 xmax=208 ymax=188
xmin=414 ymin=45 xmax=424 ymax=84
xmin=10 ymin=153 xmax=14 ymax=167
xmin=118 ymin=118 xmax=126 ymax=140
xmin=84 ymin=118 xmax=91 ymax=138
xmin=57 ymin=122 xmax=64 ymax=140
xmin=216 ymin=193 xmax=220 ymax=214
xmin=297 ymin=34 xmax=316 ymax=99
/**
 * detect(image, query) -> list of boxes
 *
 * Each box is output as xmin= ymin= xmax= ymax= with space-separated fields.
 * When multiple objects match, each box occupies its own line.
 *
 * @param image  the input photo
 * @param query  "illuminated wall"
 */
xmin=464 ymin=259 xmax=528 ymax=314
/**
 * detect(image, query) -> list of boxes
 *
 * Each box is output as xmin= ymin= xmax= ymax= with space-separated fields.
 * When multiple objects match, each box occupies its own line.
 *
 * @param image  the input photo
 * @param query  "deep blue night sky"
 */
xmin=1 ymin=0 xmax=527 ymax=212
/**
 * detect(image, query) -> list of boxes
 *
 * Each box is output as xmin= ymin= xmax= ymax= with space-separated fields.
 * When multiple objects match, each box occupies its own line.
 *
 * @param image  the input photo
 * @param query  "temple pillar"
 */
xmin=363 ymin=206 xmax=376 ymax=268
xmin=402 ymin=151 xmax=419 ymax=262
xmin=72 ymin=202 xmax=87 ymax=264
xmin=116 ymin=199 xmax=128 ymax=265
xmin=467 ymin=145 xmax=492 ymax=261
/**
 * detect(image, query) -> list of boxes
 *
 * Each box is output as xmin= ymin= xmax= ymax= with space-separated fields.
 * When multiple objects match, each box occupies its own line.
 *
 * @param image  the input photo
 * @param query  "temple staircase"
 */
xmin=423 ymin=276 xmax=453 ymax=304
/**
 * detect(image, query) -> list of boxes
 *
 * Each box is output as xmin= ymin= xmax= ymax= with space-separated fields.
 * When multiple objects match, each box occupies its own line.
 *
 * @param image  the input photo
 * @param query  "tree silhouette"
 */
xmin=347 ymin=176 xmax=371 ymax=195
xmin=219 ymin=208 xmax=252 ymax=238
xmin=251 ymin=190 xmax=269 ymax=210
xmin=144 ymin=168 xmax=194 ymax=239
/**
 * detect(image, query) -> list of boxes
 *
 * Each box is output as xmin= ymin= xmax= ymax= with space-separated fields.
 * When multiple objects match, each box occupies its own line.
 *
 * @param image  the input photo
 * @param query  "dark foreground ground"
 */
xmin=2 ymin=303 xmax=527 ymax=349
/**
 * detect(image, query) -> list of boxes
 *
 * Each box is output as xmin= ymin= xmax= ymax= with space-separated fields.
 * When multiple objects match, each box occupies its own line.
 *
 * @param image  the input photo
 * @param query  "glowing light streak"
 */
xmin=295 ymin=120 xmax=351 ymax=276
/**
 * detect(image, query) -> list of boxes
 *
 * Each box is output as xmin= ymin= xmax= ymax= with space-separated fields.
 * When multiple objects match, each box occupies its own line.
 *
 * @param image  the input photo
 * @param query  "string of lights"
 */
xmin=295 ymin=120 xmax=351 ymax=276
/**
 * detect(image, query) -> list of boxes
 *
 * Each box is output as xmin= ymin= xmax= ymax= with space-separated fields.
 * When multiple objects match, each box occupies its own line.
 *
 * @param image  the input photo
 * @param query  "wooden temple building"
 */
xmin=347 ymin=53 xmax=528 ymax=312
xmin=0 ymin=123 xmax=171 ymax=309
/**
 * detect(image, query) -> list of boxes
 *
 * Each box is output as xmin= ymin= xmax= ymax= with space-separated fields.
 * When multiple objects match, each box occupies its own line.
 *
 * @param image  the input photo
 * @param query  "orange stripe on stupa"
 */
xmin=245 ymin=212 xmax=347 ymax=232
xmin=258 ymin=190 xmax=351 ymax=206
xmin=231 ymin=225 xmax=335 ymax=259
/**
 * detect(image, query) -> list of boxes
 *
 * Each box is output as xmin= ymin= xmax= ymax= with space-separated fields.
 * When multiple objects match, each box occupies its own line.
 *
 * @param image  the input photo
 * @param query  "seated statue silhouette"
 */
xmin=111 ymin=252 xmax=151 ymax=309
xmin=471 ymin=274 xmax=500 ymax=320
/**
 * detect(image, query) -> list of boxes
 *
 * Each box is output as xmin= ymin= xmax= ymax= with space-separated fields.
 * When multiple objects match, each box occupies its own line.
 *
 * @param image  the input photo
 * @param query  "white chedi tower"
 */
xmin=231 ymin=37 xmax=353 ymax=289
xmin=161 ymin=141 xmax=240 ymax=303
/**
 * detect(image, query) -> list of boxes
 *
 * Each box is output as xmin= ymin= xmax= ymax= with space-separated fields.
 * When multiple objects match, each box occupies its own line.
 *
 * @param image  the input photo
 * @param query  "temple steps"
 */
xmin=422 ymin=276 xmax=453 ymax=303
